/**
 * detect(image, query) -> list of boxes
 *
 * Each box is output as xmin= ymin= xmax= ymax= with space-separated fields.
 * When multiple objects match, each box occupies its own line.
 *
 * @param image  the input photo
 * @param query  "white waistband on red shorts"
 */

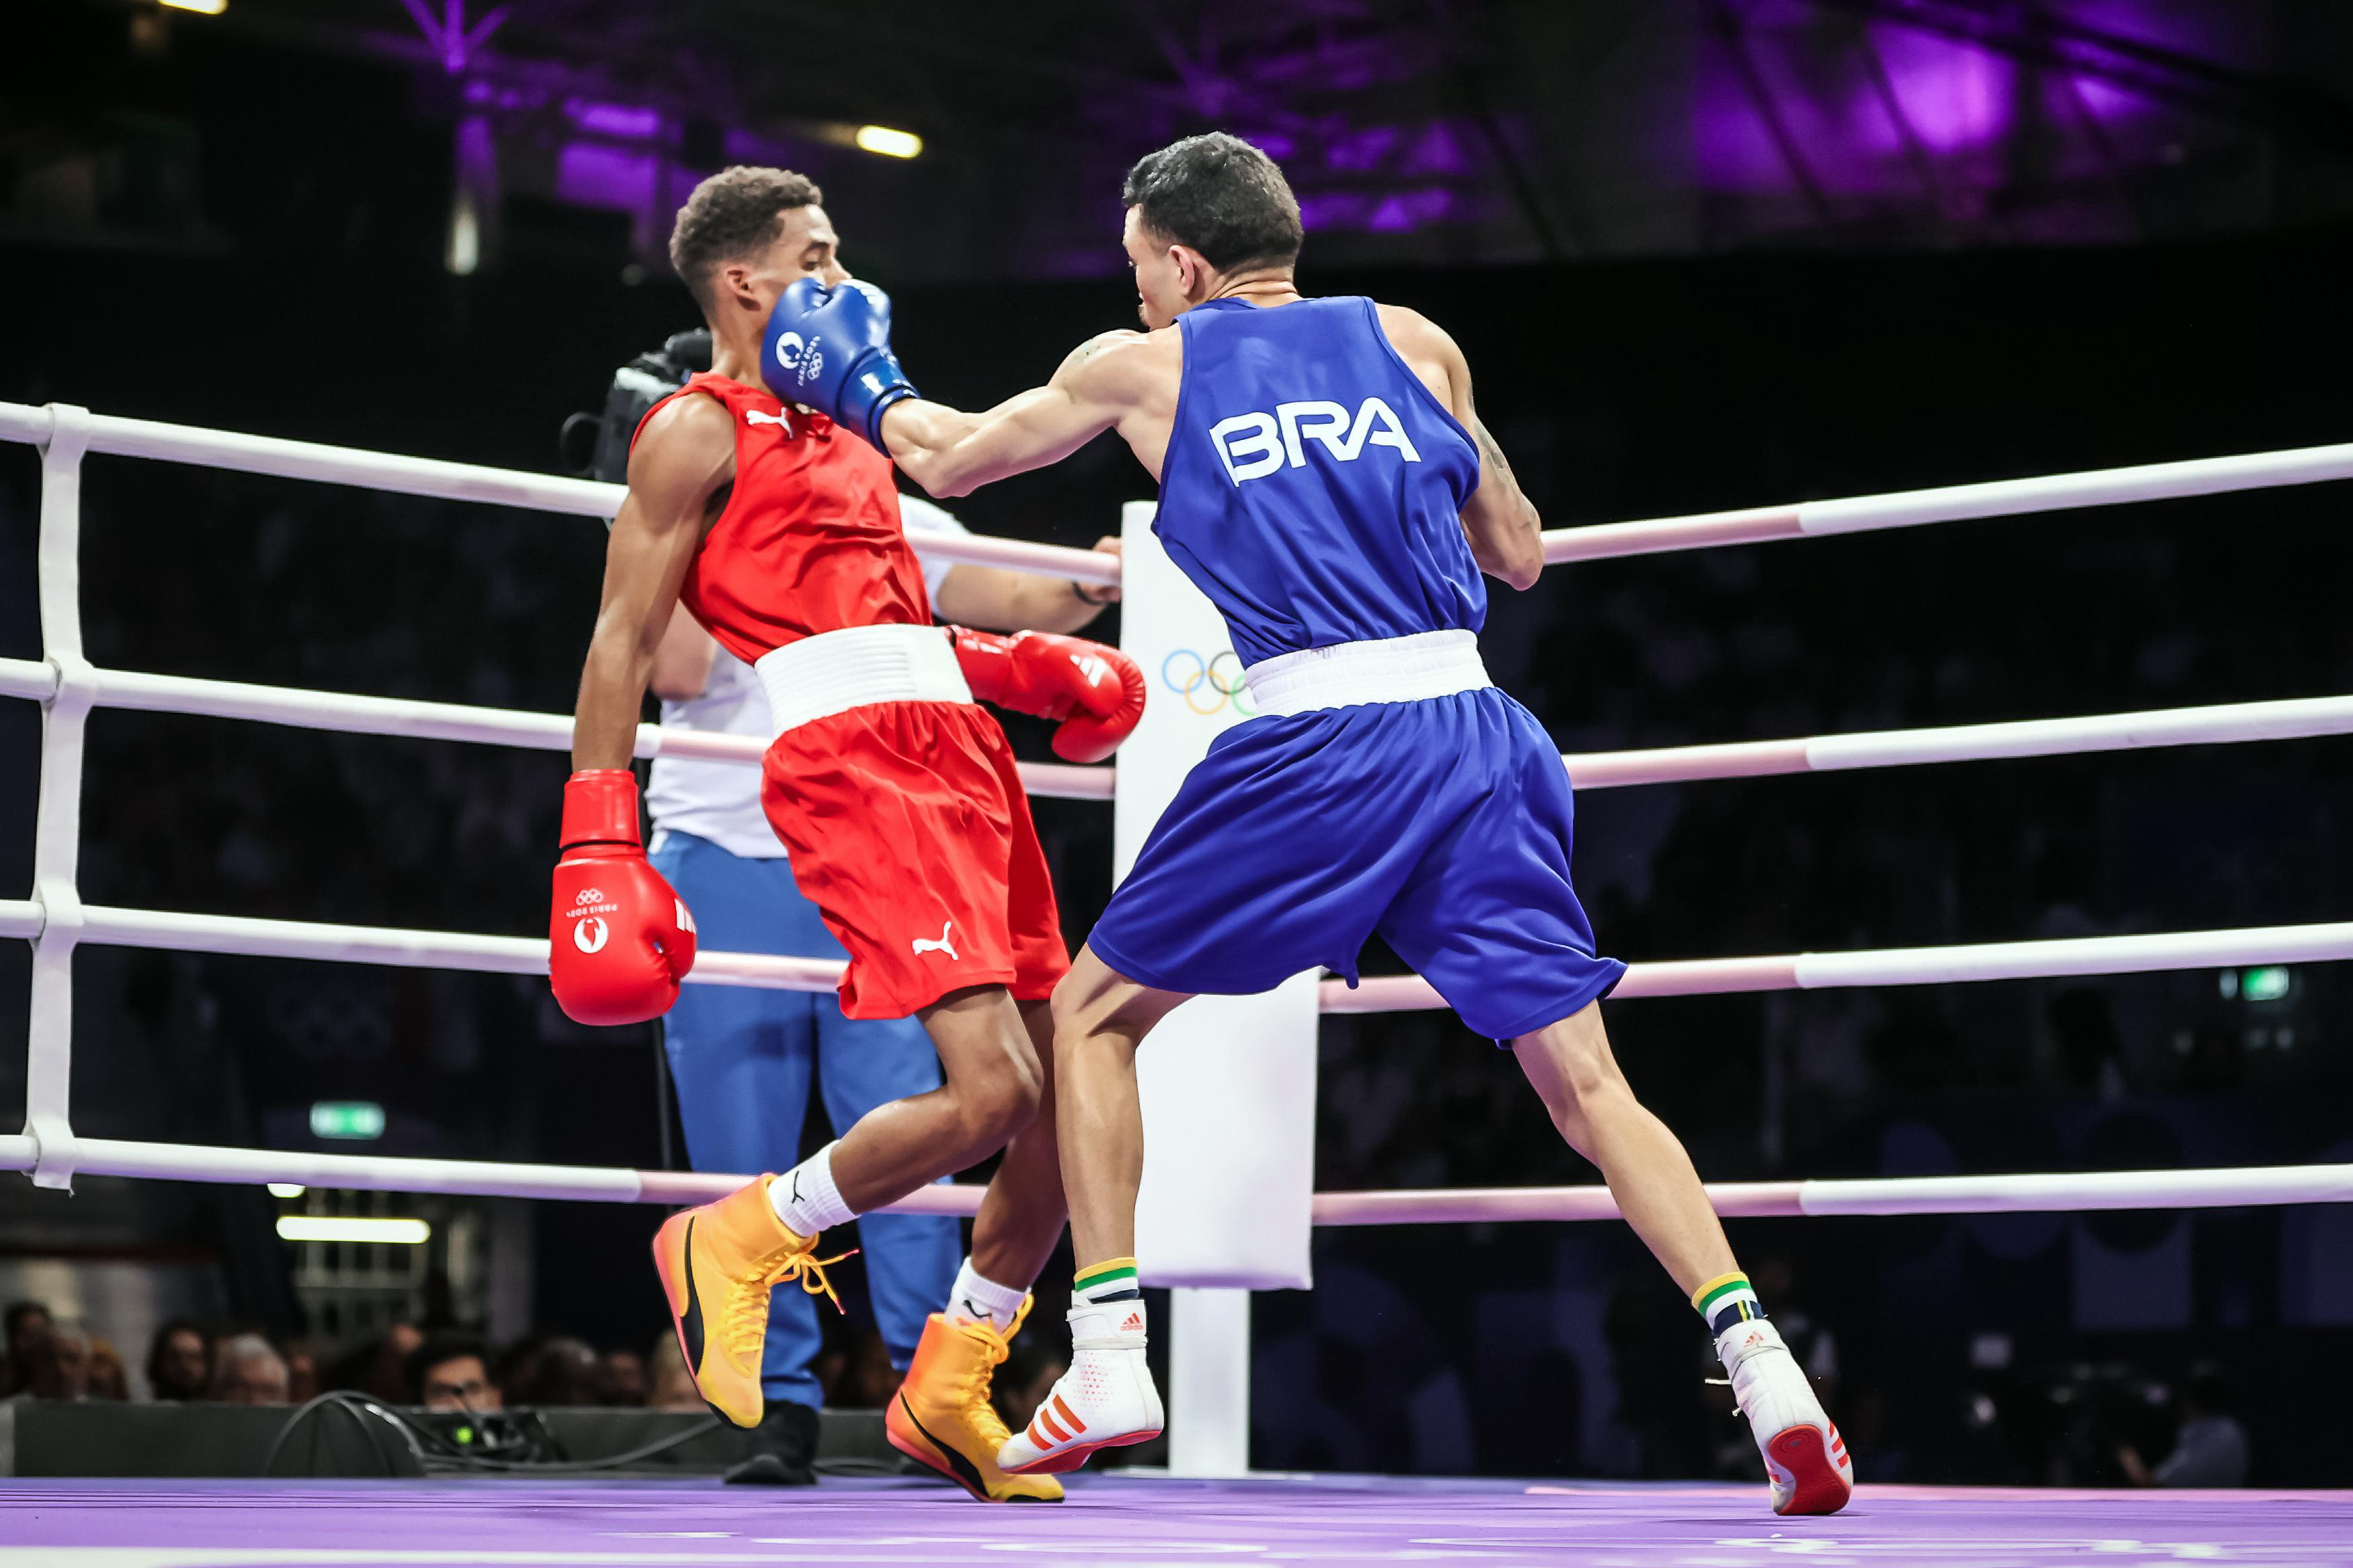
xmin=753 ymin=623 xmax=972 ymax=738
xmin=1243 ymin=628 xmax=1492 ymax=718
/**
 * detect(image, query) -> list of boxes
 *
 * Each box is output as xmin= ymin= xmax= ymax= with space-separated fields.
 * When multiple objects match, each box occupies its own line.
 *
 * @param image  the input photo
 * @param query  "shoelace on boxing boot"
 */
xmin=943 ymin=1317 xmax=1020 ymax=1445
xmin=723 ymin=1241 xmax=858 ymax=1362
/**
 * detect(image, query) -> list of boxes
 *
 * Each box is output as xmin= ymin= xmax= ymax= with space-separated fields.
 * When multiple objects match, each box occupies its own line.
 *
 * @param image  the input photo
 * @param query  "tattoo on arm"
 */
xmin=1474 ymin=421 xmax=1515 ymax=483
xmin=1474 ymin=418 xmax=1539 ymax=528
xmin=1059 ymin=333 xmax=1127 ymax=379
xmin=1478 ymin=423 xmax=1515 ymax=479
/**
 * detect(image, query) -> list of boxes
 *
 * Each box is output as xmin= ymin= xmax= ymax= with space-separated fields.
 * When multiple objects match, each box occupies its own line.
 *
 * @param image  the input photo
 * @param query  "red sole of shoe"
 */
xmin=884 ymin=1416 xmax=1060 ymax=1503
xmin=1004 ymin=1428 xmax=1162 ymax=1477
xmin=650 ymin=1217 xmax=758 ymax=1431
xmin=649 ymin=1222 xmax=692 ymax=1372
xmin=1767 ymin=1426 xmax=1853 ymax=1516
xmin=650 ymin=1221 xmax=685 ymax=1309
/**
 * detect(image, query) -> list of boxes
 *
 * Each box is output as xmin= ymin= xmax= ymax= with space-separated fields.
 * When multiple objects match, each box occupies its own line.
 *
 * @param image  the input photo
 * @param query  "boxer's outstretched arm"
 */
xmin=571 ymin=396 xmax=733 ymax=770
xmin=932 ymin=538 xmax=1122 ymax=634
xmin=882 ymin=331 xmax=1146 ymax=498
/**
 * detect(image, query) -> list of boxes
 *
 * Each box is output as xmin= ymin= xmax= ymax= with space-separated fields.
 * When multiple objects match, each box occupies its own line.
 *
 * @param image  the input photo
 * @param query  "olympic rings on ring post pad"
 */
xmin=1162 ymin=649 xmax=1254 ymax=718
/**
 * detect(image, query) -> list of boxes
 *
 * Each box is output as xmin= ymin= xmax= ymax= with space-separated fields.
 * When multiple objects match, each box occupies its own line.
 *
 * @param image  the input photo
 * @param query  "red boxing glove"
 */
xmin=549 ymin=770 xmax=698 ymax=1026
xmin=949 ymin=628 xmax=1146 ymax=764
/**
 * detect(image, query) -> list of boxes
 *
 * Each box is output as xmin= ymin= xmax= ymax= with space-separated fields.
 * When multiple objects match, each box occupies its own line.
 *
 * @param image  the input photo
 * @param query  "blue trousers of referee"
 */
xmin=649 ymin=829 xmax=960 ymax=1412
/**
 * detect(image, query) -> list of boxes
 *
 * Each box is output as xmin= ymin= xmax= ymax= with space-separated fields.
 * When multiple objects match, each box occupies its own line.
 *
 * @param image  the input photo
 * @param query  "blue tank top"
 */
xmin=1156 ymin=296 xmax=1485 ymax=670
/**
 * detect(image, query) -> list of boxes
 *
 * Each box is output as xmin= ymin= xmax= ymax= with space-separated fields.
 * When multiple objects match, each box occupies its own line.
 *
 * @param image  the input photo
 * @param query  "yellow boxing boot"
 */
xmin=887 ymin=1298 xmax=1064 ymax=1503
xmin=651 ymin=1176 xmax=850 ymax=1429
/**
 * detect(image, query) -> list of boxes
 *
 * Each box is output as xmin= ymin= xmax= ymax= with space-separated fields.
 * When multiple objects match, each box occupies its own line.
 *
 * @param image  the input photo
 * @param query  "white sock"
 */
xmin=945 ymin=1259 xmax=1027 ymax=1333
xmin=768 ymin=1143 xmax=856 ymax=1236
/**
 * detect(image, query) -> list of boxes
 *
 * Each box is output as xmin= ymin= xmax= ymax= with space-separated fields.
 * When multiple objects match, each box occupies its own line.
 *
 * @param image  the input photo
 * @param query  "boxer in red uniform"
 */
xmin=549 ymin=167 xmax=1143 ymax=1504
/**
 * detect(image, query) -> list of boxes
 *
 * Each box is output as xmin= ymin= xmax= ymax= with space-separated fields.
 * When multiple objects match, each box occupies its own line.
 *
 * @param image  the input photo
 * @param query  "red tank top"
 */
xmin=633 ymin=373 xmax=932 ymax=664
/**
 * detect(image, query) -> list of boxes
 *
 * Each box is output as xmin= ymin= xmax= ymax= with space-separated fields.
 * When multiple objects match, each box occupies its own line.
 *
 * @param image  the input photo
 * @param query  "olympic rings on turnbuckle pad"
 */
xmin=1161 ymin=649 xmax=1254 ymax=718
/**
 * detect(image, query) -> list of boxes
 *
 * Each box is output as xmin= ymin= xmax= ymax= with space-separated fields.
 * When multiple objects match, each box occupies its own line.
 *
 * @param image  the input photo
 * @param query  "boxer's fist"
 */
xmin=1052 ymin=649 xmax=1148 ymax=763
xmin=760 ymin=276 xmax=917 ymax=448
xmin=549 ymin=770 xmax=697 ymax=1026
xmin=949 ymin=628 xmax=1147 ymax=764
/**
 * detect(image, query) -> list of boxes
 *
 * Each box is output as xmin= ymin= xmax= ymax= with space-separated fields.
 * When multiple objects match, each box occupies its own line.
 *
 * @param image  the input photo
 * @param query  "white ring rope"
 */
xmin=0 ymin=657 xmax=1114 ymax=801
xmin=1544 ymin=439 xmax=2353 ymax=563
xmin=1309 ymin=1163 xmax=2353 ymax=1225
xmin=10 ymin=401 xmax=2348 ymax=580
xmin=7 ymin=895 xmax=2346 ymax=1009
xmin=1326 ymin=921 xmax=2353 ymax=1013
xmin=4 ymin=655 xmax=2343 ymax=806
xmin=1564 ymin=693 xmax=2353 ymax=789
xmin=0 ymin=899 xmax=841 ymax=992
xmin=0 ymin=401 xmax=1122 ymax=587
xmin=0 ymin=1132 xmax=2339 ymax=1223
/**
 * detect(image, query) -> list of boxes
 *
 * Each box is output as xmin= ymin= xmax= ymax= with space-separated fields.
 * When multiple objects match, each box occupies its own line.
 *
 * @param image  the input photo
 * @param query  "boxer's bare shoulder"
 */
xmin=625 ymin=390 xmax=738 ymax=528
xmin=1055 ymin=325 xmax=1183 ymax=477
xmin=1367 ymin=300 xmax=1540 ymax=587
xmin=1370 ymin=303 xmax=1465 ymax=409
xmin=1054 ymin=326 xmax=1180 ymax=392
xmin=631 ymin=389 xmax=737 ymax=480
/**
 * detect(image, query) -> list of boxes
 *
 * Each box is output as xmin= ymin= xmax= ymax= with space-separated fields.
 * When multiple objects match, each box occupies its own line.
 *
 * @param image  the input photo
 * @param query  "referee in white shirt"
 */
xmin=645 ymin=494 xmax=1118 ymax=1483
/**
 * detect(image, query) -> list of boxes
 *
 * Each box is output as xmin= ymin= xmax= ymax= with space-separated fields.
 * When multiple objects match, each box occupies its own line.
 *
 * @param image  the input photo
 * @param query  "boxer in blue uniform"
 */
xmin=760 ymin=132 xmax=1853 ymax=1516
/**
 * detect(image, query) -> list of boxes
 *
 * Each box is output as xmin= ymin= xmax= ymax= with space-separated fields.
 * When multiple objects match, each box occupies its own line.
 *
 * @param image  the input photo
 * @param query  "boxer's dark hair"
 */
xmin=1122 ymin=133 xmax=1302 ymax=273
xmin=670 ymin=166 xmax=824 ymax=308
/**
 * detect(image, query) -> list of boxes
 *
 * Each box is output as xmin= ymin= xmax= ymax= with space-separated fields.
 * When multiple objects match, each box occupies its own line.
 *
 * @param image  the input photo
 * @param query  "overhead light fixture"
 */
xmin=446 ymin=194 xmax=481 ymax=276
xmin=266 ymin=1183 xmax=307 ymax=1199
xmin=161 ymin=0 xmax=228 ymax=13
xmin=277 ymin=1216 xmax=431 ymax=1245
xmin=854 ymin=126 xmax=923 ymax=160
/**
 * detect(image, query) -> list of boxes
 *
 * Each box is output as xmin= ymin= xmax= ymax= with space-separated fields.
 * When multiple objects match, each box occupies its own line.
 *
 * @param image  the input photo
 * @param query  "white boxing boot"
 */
xmin=997 ymin=1300 xmax=1164 ymax=1475
xmin=1716 ymin=1318 xmax=1853 ymax=1516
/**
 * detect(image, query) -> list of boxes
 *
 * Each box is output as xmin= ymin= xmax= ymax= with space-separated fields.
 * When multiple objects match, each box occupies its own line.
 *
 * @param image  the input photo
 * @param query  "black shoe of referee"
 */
xmin=723 ymin=1401 xmax=818 ymax=1486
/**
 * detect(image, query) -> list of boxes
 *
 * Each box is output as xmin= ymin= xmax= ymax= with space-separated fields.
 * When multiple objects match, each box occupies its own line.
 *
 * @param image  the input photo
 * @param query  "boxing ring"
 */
xmin=6 ymin=399 xmax=2353 ymax=1563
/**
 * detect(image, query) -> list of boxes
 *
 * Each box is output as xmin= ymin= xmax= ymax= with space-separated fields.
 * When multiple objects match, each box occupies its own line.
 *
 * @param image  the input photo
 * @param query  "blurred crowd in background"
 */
xmin=0 ymin=1293 xmax=1082 ymax=1447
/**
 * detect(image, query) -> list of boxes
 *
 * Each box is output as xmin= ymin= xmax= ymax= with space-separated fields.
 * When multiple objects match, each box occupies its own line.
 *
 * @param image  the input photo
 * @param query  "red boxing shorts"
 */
xmin=760 ymin=700 xmax=1069 ymax=1020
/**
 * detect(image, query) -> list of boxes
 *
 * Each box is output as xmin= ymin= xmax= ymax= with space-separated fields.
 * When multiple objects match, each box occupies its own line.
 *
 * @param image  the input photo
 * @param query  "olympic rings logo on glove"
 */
xmin=1161 ymin=649 xmax=1254 ymax=718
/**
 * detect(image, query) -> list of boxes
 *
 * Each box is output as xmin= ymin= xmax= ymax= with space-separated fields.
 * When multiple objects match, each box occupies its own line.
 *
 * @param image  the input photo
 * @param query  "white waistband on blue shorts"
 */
xmin=754 ymin=622 xmax=972 ymax=737
xmin=1243 ymin=628 xmax=1492 ymax=718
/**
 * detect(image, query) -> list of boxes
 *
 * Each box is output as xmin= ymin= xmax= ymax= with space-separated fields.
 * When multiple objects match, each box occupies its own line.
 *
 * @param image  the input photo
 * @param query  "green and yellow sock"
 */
xmin=1074 ymin=1256 xmax=1147 ymax=1342
xmin=1074 ymin=1256 xmax=1142 ymax=1306
xmin=1693 ymin=1271 xmax=1766 ymax=1337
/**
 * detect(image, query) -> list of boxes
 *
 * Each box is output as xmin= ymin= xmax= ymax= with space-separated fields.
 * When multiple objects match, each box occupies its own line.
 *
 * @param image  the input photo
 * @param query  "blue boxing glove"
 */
xmin=760 ymin=276 xmax=918 ymax=449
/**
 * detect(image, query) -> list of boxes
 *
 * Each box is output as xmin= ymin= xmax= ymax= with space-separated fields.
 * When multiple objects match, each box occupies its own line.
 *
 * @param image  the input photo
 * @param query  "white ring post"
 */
xmin=1168 ymin=1287 xmax=1252 ymax=1477
xmin=24 ymin=405 xmax=95 ymax=1190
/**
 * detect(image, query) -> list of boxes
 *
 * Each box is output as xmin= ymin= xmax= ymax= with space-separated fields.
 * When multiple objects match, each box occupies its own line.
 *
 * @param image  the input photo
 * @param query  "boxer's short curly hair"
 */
xmin=670 ymin=166 xmax=824 ymax=308
xmin=1121 ymin=133 xmax=1302 ymax=273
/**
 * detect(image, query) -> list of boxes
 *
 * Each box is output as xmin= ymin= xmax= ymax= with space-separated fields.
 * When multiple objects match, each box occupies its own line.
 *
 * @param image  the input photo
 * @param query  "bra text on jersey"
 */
xmin=1208 ymin=397 xmax=1423 ymax=487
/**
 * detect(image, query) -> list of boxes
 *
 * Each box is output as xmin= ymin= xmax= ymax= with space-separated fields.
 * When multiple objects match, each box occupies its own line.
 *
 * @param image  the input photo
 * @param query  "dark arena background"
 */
xmin=3 ymin=2 xmax=2352 ymax=1563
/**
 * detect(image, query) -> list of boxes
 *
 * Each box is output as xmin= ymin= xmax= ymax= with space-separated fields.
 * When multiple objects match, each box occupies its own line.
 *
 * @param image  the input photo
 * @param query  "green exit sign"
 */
xmin=2241 ymin=966 xmax=2291 ymax=1003
xmin=309 ymin=1102 xmax=386 ymax=1141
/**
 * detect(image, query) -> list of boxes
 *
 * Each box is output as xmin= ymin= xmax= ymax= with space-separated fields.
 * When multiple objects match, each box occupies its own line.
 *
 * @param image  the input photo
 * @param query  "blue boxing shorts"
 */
xmin=1088 ymin=682 xmax=1625 ymax=1042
